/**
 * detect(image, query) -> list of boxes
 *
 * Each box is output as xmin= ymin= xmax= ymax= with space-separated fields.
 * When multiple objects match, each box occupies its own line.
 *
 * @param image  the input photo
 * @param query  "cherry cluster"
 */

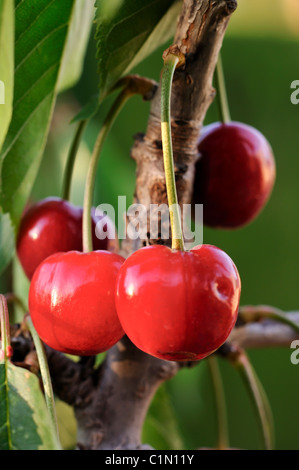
xmin=18 ymin=200 xmax=241 ymax=360
xmin=17 ymin=55 xmax=276 ymax=363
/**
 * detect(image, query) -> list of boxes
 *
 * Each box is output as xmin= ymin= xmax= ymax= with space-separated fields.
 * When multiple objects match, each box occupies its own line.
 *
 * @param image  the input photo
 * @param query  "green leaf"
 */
xmin=57 ymin=0 xmax=95 ymax=93
xmin=0 ymin=0 xmax=86 ymax=230
xmin=0 ymin=360 xmax=60 ymax=450
xmin=125 ymin=0 xmax=182 ymax=75
xmin=0 ymin=0 xmax=14 ymax=152
xmin=0 ymin=212 xmax=15 ymax=275
xmin=233 ymin=351 xmax=274 ymax=450
xmin=95 ymin=0 xmax=181 ymax=100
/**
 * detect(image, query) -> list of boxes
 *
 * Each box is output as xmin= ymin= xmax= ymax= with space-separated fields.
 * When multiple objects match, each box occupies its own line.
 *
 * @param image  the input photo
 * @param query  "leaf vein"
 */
xmin=15 ymin=0 xmax=56 ymax=44
xmin=13 ymin=62 xmax=59 ymax=109
xmin=15 ymin=22 xmax=68 ymax=73
xmin=1 ymin=91 xmax=53 ymax=164
xmin=14 ymin=0 xmax=25 ymax=12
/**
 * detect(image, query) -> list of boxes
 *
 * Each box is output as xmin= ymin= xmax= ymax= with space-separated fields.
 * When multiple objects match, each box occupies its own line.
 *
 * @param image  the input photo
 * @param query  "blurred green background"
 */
xmin=1 ymin=0 xmax=299 ymax=450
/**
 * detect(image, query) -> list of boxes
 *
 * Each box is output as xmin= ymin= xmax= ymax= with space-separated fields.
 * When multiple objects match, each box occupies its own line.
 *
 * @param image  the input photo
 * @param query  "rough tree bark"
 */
xmin=121 ymin=0 xmax=238 ymax=255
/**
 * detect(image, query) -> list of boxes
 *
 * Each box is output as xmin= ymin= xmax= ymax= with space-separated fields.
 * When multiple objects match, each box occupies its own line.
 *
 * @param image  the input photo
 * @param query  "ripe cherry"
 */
xmin=192 ymin=122 xmax=276 ymax=229
xmin=115 ymin=244 xmax=241 ymax=361
xmin=17 ymin=197 xmax=117 ymax=280
xmin=28 ymin=250 xmax=125 ymax=356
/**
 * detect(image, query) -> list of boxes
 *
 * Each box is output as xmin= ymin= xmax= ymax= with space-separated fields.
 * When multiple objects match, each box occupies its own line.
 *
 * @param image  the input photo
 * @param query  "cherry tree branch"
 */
xmin=74 ymin=336 xmax=179 ymax=450
xmin=120 ymin=0 xmax=237 ymax=255
xmin=228 ymin=307 xmax=299 ymax=349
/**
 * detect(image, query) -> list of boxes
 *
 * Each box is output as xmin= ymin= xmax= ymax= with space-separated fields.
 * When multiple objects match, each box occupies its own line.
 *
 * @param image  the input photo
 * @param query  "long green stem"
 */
xmin=215 ymin=53 xmax=231 ymax=124
xmin=230 ymin=349 xmax=274 ymax=450
xmin=161 ymin=54 xmax=184 ymax=251
xmin=61 ymin=120 xmax=87 ymax=201
xmin=82 ymin=89 xmax=131 ymax=253
xmin=207 ymin=356 xmax=229 ymax=450
xmin=5 ymin=293 xmax=27 ymax=315
xmin=0 ymin=295 xmax=12 ymax=360
xmin=25 ymin=315 xmax=61 ymax=449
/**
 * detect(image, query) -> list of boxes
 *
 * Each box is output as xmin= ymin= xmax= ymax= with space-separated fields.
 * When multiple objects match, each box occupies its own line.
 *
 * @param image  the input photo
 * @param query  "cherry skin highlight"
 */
xmin=28 ymin=250 xmax=125 ymax=356
xmin=115 ymin=244 xmax=241 ymax=362
xmin=192 ymin=121 xmax=276 ymax=229
xmin=17 ymin=197 xmax=117 ymax=280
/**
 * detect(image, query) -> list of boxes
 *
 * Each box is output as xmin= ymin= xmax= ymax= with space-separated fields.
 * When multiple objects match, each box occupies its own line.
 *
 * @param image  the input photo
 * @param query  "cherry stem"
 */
xmin=161 ymin=51 xmax=185 ymax=251
xmin=61 ymin=119 xmax=87 ymax=201
xmin=4 ymin=293 xmax=27 ymax=315
xmin=215 ymin=53 xmax=231 ymax=124
xmin=82 ymin=89 xmax=131 ymax=253
xmin=207 ymin=356 xmax=229 ymax=450
xmin=25 ymin=314 xmax=61 ymax=448
xmin=0 ymin=295 xmax=13 ymax=361
xmin=82 ymin=75 xmax=158 ymax=253
xmin=228 ymin=347 xmax=274 ymax=450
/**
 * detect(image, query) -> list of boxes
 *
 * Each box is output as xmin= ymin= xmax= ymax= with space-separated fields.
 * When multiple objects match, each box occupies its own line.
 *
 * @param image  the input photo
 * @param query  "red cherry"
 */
xmin=17 ymin=197 xmax=117 ymax=280
xmin=115 ymin=244 xmax=241 ymax=361
xmin=192 ymin=122 xmax=276 ymax=229
xmin=28 ymin=250 xmax=125 ymax=356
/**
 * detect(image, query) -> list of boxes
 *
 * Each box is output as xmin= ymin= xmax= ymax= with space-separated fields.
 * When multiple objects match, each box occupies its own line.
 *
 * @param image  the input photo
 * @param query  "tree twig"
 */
xmin=228 ymin=308 xmax=299 ymax=349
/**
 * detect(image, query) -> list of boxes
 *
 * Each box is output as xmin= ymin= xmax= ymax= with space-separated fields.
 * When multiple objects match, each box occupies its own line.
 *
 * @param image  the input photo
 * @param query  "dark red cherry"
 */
xmin=192 ymin=122 xmax=276 ymax=229
xmin=28 ymin=250 xmax=125 ymax=356
xmin=115 ymin=244 xmax=241 ymax=362
xmin=16 ymin=197 xmax=117 ymax=280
